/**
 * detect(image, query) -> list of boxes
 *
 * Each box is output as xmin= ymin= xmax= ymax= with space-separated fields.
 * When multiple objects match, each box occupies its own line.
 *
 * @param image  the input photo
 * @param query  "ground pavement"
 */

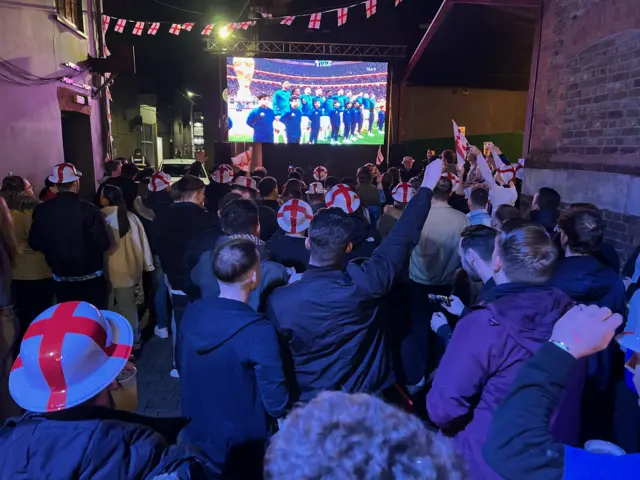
xmin=134 ymin=335 xmax=181 ymax=417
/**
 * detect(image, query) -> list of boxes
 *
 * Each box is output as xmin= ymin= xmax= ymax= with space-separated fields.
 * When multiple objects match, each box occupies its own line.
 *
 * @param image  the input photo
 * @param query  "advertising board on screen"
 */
xmin=226 ymin=57 xmax=388 ymax=145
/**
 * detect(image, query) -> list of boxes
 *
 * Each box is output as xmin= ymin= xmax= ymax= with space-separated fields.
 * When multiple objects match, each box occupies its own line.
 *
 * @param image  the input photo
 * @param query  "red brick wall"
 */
xmin=528 ymin=0 xmax=640 ymax=174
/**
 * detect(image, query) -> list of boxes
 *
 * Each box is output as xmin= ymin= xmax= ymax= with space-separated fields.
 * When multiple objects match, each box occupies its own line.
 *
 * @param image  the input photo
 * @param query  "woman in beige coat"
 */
xmin=100 ymin=184 xmax=153 ymax=348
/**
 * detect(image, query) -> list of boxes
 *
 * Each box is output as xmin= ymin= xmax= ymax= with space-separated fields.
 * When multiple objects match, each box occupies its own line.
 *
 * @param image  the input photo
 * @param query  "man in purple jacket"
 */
xmin=427 ymin=220 xmax=583 ymax=480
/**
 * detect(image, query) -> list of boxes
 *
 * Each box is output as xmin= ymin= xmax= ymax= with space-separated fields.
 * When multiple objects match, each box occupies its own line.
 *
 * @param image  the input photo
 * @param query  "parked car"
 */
xmin=160 ymin=159 xmax=209 ymax=185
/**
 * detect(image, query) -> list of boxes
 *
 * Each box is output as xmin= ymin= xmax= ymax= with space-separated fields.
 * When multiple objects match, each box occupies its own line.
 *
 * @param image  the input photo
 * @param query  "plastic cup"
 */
xmin=584 ymin=440 xmax=626 ymax=456
xmin=112 ymin=364 xmax=138 ymax=412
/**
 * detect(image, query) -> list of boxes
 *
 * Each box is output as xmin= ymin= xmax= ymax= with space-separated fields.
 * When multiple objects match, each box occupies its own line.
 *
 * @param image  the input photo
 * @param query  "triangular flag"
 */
xmin=376 ymin=146 xmax=384 ymax=165
xmin=452 ymin=120 xmax=468 ymax=167
xmin=232 ymin=148 xmax=253 ymax=170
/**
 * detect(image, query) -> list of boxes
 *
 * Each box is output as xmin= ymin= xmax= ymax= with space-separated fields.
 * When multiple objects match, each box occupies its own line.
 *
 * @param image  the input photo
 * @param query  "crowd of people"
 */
xmin=0 ymin=143 xmax=639 ymax=479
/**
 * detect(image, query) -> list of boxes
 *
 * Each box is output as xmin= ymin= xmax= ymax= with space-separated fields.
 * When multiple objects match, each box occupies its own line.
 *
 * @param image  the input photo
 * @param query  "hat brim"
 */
xmin=148 ymin=182 xmax=170 ymax=192
xmin=277 ymin=216 xmax=310 ymax=234
xmin=9 ymin=310 xmax=133 ymax=413
xmin=48 ymin=173 xmax=82 ymax=184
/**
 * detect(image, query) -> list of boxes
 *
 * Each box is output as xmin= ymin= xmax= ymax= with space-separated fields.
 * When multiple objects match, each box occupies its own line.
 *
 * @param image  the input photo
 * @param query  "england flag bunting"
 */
xmin=308 ymin=12 xmax=322 ymax=29
xmin=201 ymin=23 xmax=214 ymax=35
xmin=181 ymin=22 xmax=195 ymax=32
xmin=148 ymin=22 xmax=160 ymax=35
xmin=169 ymin=23 xmax=181 ymax=35
xmin=337 ymin=7 xmax=348 ymax=27
xmin=132 ymin=22 xmax=144 ymax=36
xmin=376 ymin=146 xmax=384 ymax=165
xmin=365 ymin=0 xmax=377 ymax=18
xmin=114 ymin=18 xmax=127 ymax=33
xmin=452 ymin=120 xmax=468 ymax=167
xmin=395 ymin=0 xmax=403 ymax=5
xmin=102 ymin=15 xmax=111 ymax=34
xmin=281 ymin=16 xmax=295 ymax=26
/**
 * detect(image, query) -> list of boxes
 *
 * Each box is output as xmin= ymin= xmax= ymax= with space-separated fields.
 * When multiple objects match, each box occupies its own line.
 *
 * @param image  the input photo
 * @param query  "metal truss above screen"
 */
xmin=205 ymin=40 xmax=406 ymax=60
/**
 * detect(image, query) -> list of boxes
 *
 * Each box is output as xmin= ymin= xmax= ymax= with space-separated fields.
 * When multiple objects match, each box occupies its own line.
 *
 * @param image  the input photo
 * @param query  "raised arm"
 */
xmin=348 ymin=159 xmax=443 ymax=298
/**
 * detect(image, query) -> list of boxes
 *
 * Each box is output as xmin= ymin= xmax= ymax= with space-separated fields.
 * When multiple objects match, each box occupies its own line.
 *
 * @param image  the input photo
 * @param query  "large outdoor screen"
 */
xmin=226 ymin=57 xmax=388 ymax=145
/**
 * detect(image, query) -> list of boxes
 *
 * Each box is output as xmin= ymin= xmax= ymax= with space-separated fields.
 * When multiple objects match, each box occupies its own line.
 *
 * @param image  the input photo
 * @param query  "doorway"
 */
xmin=61 ymin=111 xmax=96 ymax=200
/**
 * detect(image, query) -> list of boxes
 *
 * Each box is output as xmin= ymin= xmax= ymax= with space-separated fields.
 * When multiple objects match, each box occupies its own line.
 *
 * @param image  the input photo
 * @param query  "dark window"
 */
xmin=56 ymin=0 xmax=84 ymax=32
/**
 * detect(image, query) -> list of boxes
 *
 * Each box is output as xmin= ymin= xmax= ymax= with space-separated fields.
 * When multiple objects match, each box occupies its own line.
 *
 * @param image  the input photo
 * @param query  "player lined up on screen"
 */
xmin=240 ymin=90 xmax=385 ymax=145
xmin=227 ymin=57 xmax=388 ymax=145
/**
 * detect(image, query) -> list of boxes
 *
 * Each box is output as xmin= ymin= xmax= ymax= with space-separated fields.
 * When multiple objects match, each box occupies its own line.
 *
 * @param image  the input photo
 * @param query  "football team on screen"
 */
xmin=235 ymin=80 xmax=386 ymax=144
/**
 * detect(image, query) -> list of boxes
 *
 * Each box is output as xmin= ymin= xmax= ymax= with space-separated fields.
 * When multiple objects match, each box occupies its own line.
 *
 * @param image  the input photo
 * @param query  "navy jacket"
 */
xmin=329 ymin=108 xmax=342 ymax=127
xmin=0 ymin=407 xmax=218 ymax=479
xmin=267 ymin=187 xmax=434 ymax=402
xmin=29 ymin=192 xmax=110 ymax=277
xmin=484 ymin=342 xmax=640 ymax=480
xmin=308 ymin=107 xmax=324 ymax=131
xmin=247 ymin=107 xmax=275 ymax=143
xmin=179 ymin=297 xmax=289 ymax=475
xmin=153 ymin=202 xmax=218 ymax=291
xmin=280 ymin=108 xmax=302 ymax=141
xmin=267 ymin=233 xmax=310 ymax=273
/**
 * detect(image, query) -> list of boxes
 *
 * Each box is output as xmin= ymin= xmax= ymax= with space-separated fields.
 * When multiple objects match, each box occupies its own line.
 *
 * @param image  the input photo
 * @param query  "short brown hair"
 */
xmin=170 ymin=175 xmax=204 ymax=201
xmin=497 ymin=220 xmax=558 ymax=284
xmin=492 ymin=204 xmax=520 ymax=231
xmin=558 ymin=207 xmax=604 ymax=255
xmin=433 ymin=178 xmax=452 ymax=201
xmin=212 ymin=238 xmax=259 ymax=284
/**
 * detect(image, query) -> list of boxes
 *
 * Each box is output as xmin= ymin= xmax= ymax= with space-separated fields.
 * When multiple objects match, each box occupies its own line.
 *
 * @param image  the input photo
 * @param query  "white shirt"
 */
xmin=489 ymin=184 xmax=518 ymax=209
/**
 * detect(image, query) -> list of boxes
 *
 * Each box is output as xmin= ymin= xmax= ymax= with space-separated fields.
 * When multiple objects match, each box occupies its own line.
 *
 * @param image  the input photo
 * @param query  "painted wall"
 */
xmin=0 ymin=0 xmax=106 ymax=192
xmin=401 ymin=86 xmax=528 ymax=140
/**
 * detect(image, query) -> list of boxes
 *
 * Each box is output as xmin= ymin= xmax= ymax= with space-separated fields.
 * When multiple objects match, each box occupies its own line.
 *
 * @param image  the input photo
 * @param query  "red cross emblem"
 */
xmin=337 ymin=8 xmax=348 ymax=26
xmin=278 ymin=199 xmax=312 ymax=234
xmin=148 ymin=22 xmax=160 ymax=35
xmin=132 ymin=22 xmax=144 ymax=36
xmin=169 ymin=23 xmax=181 ymax=35
xmin=114 ymin=18 xmax=126 ymax=33
xmin=308 ymin=13 xmax=322 ymax=29
xmin=201 ymin=24 xmax=214 ymax=36
xmin=329 ymin=184 xmax=356 ymax=213
xmin=12 ymin=302 xmax=129 ymax=412
xmin=281 ymin=16 xmax=295 ymax=26
xmin=102 ymin=15 xmax=110 ymax=34
xmin=365 ymin=0 xmax=377 ymax=18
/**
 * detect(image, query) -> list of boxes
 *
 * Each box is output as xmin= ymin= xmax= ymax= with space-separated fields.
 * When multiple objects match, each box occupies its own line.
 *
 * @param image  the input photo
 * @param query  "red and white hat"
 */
xmin=232 ymin=176 xmax=258 ymax=191
xmin=496 ymin=164 xmax=518 ymax=184
xmin=211 ymin=167 xmax=233 ymax=184
xmin=220 ymin=163 xmax=234 ymax=173
xmin=48 ymin=163 xmax=82 ymax=184
xmin=516 ymin=158 xmax=525 ymax=180
xmin=392 ymin=182 xmax=416 ymax=203
xmin=313 ymin=165 xmax=328 ymax=182
xmin=10 ymin=301 xmax=133 ymax=413
xmin=441 ymin=172 xmax=461 ymax=190
xmin=148 ymin=171 xmax=171 ymax=192
xmin=306 ymin=182 xmax=326 ymax=195
xmin=277 ymin=199 xmax=314 ymax=234
xmin=325 ymin=184 xmax=361 ymax=214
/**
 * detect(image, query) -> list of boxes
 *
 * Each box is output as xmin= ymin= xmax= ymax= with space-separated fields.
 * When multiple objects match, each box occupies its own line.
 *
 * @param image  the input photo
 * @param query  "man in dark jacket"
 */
xmin=231 ymin=178 xmax=279 ymax=241
xmin=266 ymin=159 xmax=444 ymax=402
xmin=101 ymin=162 xmax=139 ymax=211
xmin=258 ymin=176 xmax=281 ymax=213
xmin=484 ymin=305 xmax=630 ymax=480
xmin=29 ymin=163 xmax=110 ymax=309
xmin=185 ymin=198 xmax=289 ymax=312
xmin=179 ymin=238 xmax=289 ymax=478
xmin=530 ymin=186 xmax=561 ymax=235
xmin=551 ymin=205 xmax=627 ymax=442
xmin=153 ymin=175 xmax=217 ymax=377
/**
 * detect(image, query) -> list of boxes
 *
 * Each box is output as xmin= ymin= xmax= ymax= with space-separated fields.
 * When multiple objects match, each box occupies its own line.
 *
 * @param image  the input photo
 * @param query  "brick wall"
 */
xmin=529 ymin=0 xmax=640 ymax=174
xmin=524 ymin=0 xmax=640 ymax=263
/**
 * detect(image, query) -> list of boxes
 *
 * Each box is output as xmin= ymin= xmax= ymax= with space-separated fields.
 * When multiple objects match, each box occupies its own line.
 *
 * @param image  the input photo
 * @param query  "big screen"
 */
xmin=226 ymin=57 xmax=388 ymax=145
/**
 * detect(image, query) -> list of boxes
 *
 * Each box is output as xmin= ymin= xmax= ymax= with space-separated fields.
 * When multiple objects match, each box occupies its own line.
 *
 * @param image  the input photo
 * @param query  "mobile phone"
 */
xmin=483 ymin=142 xmax=493 ymax=157
xmin=428 ymin=294 xmax=452 ymax=307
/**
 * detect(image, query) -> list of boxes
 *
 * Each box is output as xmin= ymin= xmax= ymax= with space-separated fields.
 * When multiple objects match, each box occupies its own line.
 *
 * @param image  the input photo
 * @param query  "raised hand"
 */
xmin=422 ymin=158 xmax=444 ymax=191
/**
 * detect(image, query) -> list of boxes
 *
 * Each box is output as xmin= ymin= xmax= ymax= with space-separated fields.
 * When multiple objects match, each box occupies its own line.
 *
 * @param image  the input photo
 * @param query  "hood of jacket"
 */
xmin=480 ymin=283 xmax=573 ymax=354
xmin=185 ymin=297 xmax=265 ymax=355
xmin=551 ymin=255 xmax=620 ymax=305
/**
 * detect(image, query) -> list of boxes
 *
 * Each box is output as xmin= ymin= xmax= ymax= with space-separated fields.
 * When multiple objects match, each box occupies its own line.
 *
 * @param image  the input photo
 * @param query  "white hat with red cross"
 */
xmin=306 ymin=182 xmax=326 ymax=195
xmin=497 ymin=163 xmax=519 ymax=184
xmin=232 ymin=176 xmax=258 ymax=191
xmin=9 ymin=301 xmax=133 ymax=413
xmin=211 ymin=167 xmax=233 ymax=184
xmin=48 ymin=163 xmax=82 ymax=184
xmin=148 ymin=171 xmax=171 ymax=192
xmin=277 ymin=199 xmax=314 ymax=234
xmin=325 ymin=184 xmax=361 ymax=214
xmin=441 ymin=172 xmax=461 ymax=190
xmin=313 ymin=165 xmax=328 ymax=182
xmin=392 ymin=182 xmax=416 ymax=203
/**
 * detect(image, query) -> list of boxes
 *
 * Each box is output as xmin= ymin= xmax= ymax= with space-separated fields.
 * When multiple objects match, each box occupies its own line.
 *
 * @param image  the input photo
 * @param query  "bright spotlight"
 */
xmin=219 ymin=26 xmax=231 ymax=39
